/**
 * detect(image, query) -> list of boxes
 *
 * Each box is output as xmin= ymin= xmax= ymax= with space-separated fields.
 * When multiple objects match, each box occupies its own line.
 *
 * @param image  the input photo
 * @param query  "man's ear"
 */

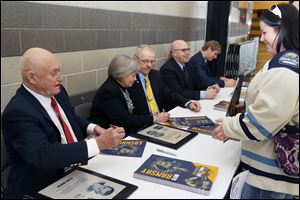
xmin=26 ymin=70 xmax=38 ymax=84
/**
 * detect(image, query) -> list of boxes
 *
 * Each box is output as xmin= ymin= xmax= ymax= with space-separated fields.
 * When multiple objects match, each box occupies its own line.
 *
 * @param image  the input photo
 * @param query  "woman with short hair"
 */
xmin=89 ymin=54 xmax=153 ymax=136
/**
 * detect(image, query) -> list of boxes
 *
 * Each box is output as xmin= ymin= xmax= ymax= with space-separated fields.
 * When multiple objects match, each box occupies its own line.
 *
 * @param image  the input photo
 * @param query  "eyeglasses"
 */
xmin=269 ymin=4 xmax=282 ymax=19
xmin=173 ymin=48 xmax=191 ymax=53
xmin=136 ymin=56 xmax=156 ymax=65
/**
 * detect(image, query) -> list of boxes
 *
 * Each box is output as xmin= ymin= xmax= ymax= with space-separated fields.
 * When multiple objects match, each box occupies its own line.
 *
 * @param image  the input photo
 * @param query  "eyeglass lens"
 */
xmin=142 ymin=60 xmax=156 ymax=64
xmin=174 ymin=48 xmax=191 ymax=52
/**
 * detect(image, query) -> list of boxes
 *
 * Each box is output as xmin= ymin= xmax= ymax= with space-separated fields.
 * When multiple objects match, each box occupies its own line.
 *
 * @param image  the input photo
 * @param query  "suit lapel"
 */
xmin=171 ymin=58 xmax=191 ymax=89
xmin=136 ymin=75 xmax=146 ymax=97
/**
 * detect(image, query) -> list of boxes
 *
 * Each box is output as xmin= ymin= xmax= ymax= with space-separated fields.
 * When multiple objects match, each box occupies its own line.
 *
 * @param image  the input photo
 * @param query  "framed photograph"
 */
xmin=134 ymin=124 xmax=196 ymax=149
xmin=29 ymin=167 xmax=138 ymax=199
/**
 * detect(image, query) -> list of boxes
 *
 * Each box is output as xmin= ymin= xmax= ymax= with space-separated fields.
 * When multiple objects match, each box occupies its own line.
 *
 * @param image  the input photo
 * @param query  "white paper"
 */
xmin=39 ymin=170 xmax=125 ymax=199
xmin=230 ymin=170 xmax=249 ymax=199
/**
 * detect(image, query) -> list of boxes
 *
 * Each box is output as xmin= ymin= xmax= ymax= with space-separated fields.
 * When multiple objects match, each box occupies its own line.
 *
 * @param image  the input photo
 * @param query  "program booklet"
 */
xmin=213 ymin=101 xmax=230 ymax=112
xmin=167 ymin=116 xmax=215 ymax=126
xmin=133 ymin=154 xmax=219 ymax=195
xmin=188 ymin=124 xmax=219 ymax=135
xmin=31 ymin=167 xmax=138 ymax=199
xmin=135 ymin=124 xmax=196 ymax=149
xmin=160 ymin=116 xmax=216 ymax=135
xmin=101 ymin=140 xmax=146 ymax=157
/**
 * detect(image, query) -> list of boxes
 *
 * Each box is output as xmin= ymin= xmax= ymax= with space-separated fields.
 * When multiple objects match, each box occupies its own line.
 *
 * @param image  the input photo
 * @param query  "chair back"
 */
xmin=75 ymin=102 xmax=92 ymax=120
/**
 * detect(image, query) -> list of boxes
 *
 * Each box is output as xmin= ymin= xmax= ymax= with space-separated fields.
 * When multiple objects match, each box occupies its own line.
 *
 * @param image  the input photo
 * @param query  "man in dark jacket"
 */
xmin=129 ymin=44 xmax=201 ymax=113
xmin=2 ymin=47 xmax=125 ymax=198
xmin=160 ymin=40 xmax=219 ymax=100
xmin=189 ymin=40 xmax=236 ymax=88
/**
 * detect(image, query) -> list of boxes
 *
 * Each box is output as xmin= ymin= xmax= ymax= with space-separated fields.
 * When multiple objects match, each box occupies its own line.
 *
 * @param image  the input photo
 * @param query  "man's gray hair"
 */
xmin=108 ymin=54 xmax=139 ymax=80
xmin=134 ymin=44 xmax=155 ymax=58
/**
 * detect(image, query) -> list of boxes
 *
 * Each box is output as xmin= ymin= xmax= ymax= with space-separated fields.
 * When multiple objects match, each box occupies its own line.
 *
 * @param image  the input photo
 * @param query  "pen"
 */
xmin=223 ymin=138 xmax=229 ymax=143
xmin=223 ymin=137 xmax=240 ymax=143
xmin=156 ymin=149 xmax=177 ymax=156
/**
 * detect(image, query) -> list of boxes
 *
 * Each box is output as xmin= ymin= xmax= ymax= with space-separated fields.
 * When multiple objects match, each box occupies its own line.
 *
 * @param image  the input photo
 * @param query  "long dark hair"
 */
xmin=260 ymin=4 xmax=299 ymax=53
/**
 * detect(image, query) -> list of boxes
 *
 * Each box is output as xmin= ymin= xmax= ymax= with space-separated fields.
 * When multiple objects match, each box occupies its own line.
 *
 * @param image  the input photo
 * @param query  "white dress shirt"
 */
xmin=23 ymin=84 xmax=100 ymax=158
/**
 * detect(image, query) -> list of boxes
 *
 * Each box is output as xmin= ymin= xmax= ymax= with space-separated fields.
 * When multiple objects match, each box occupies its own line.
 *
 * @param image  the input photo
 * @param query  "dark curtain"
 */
xmin=205 ymin=1 xmax=231 ymax=77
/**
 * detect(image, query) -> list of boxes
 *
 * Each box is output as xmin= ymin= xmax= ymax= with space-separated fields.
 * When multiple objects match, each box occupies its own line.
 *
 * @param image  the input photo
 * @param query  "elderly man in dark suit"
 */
xmin=2 ymin=47 xmax=125 ymax=198
xmin=160 ymin=40 xmax=219 ymax=100
xmin=129 ymin=44 xmax=201 ymax=114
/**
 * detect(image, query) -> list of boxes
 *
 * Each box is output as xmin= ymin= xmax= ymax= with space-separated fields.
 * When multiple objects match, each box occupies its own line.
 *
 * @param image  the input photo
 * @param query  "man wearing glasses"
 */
xmin=129 ymin=45 xmax=200 ymax=122
xmin=160 ymin=40 xmax=219 ymax=100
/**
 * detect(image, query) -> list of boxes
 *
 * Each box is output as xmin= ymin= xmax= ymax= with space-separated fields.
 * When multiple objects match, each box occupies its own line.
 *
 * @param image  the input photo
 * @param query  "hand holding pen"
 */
xmin=93 ymin=124 xmax=125 ymax=150
xmin=211 ymin=123 xmax=229 ymax=142
xmin=153 ymin=110 xmax=170 ymax=123
xmin=211 ymin=118 xmax=239 ymax=143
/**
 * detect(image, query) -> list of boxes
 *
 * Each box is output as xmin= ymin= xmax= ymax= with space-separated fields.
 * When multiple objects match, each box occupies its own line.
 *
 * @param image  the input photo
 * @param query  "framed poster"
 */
xmin=134 ymin=124 xmax=196 ymax=149
xmin=29 ymin=167 xmax=138 ymax=199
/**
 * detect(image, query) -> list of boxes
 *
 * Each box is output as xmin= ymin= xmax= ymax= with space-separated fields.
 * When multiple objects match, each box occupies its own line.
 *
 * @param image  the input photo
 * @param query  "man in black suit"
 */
xmin=129 ymin=44 xmax=201 ymax=114
xmin=189 ymin=40 xmax=236 ymax=88
xmin=160 ymin=40 xmax=219 ymax=100
xmin=1 ymin=48 xmax=125 ymax=198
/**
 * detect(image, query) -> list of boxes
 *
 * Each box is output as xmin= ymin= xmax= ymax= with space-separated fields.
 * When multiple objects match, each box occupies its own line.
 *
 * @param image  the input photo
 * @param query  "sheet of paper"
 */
xmin=230 ymin=170 xmax=249 ymax=199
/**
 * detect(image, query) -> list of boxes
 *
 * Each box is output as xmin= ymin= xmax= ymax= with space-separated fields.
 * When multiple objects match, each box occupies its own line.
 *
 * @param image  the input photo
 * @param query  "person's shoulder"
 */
xmin=2 ymin=86 xmax=38 ymax=119
xmin=269 ymin=50 xmax=299 ymax=74
xmin=2 ymin=88 xmax=22 ymax=114
xmin=100 ymin=78 xmax=117 ymax=90
xmin=189 ymin=51 xmax=202 ymax=61
xmin=95 ymin=78 xmax=120 ymax=97
xmin=149 ymin=69 xmax=164 ymax=82
xmin=160 ymin=57 xmax=175 ymax=70
xmin=149 ymin=69 xmax=159 ymax=76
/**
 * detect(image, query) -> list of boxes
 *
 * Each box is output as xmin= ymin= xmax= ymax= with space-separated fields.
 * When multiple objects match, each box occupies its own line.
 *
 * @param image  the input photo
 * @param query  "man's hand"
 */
xmin=154 ymin=112 xmax=170 ymax=123
xmin=224 ymin=79 xmax=236 ymax=87
xmin=211 ymin=84 xmax=220 ymax=93
xmin=187 ymin=100 xmax=201 ymax=112
xmin=220 ymin=76 xmax=228 ymax=81
xmin=93 ymin=125 xmax=106 ymax=136
xmin=95 ymin=127 xmax=125 ymax=150
xmin=205 ymin=87 xmax=218 ymax=99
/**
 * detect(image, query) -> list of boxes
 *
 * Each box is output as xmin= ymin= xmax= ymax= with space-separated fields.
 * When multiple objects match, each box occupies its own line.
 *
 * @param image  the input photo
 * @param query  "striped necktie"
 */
xmin=144 ymin=77 xmax=159 ymax=114
xmin=51 ymin=98 xmax=74 ymax=143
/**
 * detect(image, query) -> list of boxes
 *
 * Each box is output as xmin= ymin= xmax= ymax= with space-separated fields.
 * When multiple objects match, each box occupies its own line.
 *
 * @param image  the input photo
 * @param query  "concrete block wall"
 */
xmin=1 ymin=1 xmax=249 ymax=112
